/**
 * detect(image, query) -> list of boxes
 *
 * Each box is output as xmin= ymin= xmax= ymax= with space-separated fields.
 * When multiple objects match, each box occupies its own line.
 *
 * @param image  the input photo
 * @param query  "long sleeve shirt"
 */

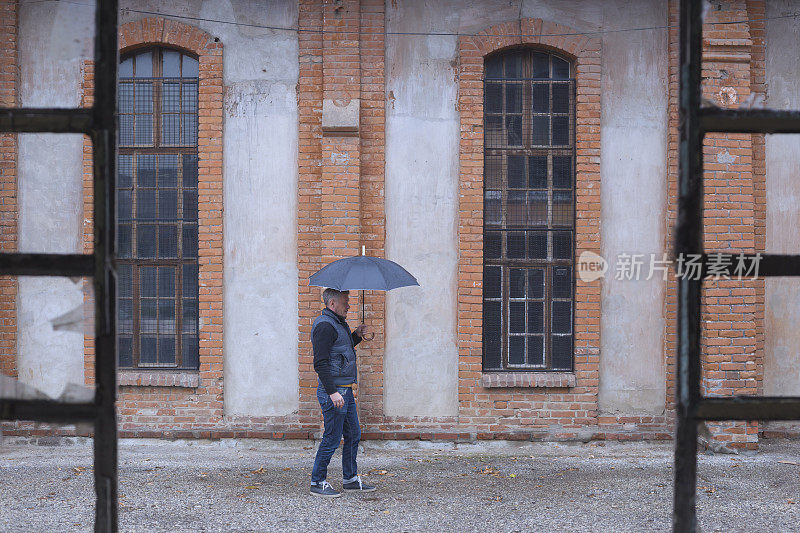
xmin=312 ymin=311 xmax=362 ymax=394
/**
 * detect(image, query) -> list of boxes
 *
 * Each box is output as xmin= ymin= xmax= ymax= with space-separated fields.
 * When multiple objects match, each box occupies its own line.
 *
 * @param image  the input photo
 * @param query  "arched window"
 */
xmin=482 ymin=49 xmax=575 ymax=372
xmin=117 ymin=47 xmax=199 ymax=369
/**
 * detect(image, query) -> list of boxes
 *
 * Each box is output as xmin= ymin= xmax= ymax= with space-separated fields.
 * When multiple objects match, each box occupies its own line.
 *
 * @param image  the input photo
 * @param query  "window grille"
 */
xmin=482 ymin=49 xmax=575 ymax=372
xmin=117 ymin=48 xmax=199 ymax=369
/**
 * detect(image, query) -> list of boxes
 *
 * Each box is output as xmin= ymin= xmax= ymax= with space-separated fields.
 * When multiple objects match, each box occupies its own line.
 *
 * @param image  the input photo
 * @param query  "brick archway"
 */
xmin=119 ymin=17 xmax=220 ymax=56
xmin=82 ymin=17 xmax=224 ymax=429
xmin=456 ymin=19 xmax=603 ymax=438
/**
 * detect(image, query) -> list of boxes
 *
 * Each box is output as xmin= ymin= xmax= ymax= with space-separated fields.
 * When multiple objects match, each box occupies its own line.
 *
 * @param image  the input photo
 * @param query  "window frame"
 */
xmin=117 ymin=46 xmax=200 ymax=370
xmin=482 ymin=48 xmax=577 ymax=373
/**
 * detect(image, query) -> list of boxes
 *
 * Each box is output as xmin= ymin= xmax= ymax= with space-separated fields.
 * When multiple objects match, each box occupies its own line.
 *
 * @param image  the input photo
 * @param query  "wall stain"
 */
xmin=330 ymin=152 xmax=350 ymax=165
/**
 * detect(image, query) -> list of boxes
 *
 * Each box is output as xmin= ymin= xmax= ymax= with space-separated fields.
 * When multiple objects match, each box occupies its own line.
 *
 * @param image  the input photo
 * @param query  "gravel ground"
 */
xmin=1 ymin=437 xmax=799 ymax=532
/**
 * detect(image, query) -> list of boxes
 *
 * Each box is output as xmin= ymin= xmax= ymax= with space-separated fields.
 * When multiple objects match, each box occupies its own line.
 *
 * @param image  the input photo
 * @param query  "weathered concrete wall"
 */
xmin=598 ymin=0 xmax=668 ymax=414
xmin=385 ymin=3 xmax=460 ymax=417
xmin=520 ymin=1 xmax=602 ymax=31
xmin=120 ymin=1 xmax=300 ymax=416
xmin=15 ymin=1 xmax=94 ymax=399
xmin=765 ymin=0 xmax=800 ymax=397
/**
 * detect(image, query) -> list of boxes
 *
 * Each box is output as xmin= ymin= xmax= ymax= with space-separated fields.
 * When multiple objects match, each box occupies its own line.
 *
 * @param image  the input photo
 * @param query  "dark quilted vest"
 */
xmin=312 ymin=309 xmax=357 ymax=386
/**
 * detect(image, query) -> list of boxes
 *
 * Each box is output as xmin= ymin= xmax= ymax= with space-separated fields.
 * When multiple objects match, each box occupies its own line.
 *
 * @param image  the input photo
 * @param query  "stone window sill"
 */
xmin=118 ymin=370 xmax=199 ymax=388
xmin=481 ymin=372 xmax=575 ymax=388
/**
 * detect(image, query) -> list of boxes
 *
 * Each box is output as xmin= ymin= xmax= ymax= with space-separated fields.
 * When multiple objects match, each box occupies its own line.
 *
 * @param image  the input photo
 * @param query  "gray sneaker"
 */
xmin=310 ymin=480 xmax=341 ymax=498
xmin=342 ymin=475 xmax=377 ymax=492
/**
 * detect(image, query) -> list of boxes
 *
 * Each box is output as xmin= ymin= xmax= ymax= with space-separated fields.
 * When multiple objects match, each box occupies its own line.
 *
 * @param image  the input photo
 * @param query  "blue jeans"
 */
xmin=311 ymin=384 xmax=360 ymax=483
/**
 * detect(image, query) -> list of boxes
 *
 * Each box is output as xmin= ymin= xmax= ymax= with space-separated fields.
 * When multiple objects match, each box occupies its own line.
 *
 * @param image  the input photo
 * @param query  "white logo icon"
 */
xmin=578 ymin=251 xmax=608 ymax=282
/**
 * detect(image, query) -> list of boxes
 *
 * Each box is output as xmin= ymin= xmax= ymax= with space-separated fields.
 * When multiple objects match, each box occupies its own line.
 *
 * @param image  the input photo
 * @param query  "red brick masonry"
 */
xmin=0 ymin=1 xmax=783 ymax=446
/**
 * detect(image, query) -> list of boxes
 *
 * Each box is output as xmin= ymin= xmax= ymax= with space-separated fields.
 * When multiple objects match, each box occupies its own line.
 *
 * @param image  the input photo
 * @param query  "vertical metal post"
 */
xmin=93 ymin=1 xmax=118 ymax=531
xmin=674 ymin=0 xmax=703 ymax=531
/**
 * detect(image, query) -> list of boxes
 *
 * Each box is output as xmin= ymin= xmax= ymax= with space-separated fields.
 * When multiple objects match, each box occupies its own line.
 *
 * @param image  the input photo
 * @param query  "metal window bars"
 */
xmin=0 ymin=1 xmax=118 ymax=531
xmin=483 ymin=50 xmax=576 ymax=372
xmin=117 ymin=48 xmax=200 ymax=370
xmin=675 ymin=1 xmax=800 ymax=531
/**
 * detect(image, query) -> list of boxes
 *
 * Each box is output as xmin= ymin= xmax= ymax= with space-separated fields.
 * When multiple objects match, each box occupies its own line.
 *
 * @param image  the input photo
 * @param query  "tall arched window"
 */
xmin=117 ymin=47 xmax=199 ymax=369
xmin=483 ymin=49 xmax=575 ymax=372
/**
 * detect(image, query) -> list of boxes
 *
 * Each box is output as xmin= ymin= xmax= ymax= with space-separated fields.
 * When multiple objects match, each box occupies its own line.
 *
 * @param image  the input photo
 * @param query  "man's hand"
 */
xmin=330 ymin=391 xmax=344 ymax=408
xmin=354 ymin=324 xmax=374 ymax=340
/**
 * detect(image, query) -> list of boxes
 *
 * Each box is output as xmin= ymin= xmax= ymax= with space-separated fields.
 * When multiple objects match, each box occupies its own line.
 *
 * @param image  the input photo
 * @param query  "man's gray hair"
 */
xmin=322 ymin=288 xmax=349 ymax=307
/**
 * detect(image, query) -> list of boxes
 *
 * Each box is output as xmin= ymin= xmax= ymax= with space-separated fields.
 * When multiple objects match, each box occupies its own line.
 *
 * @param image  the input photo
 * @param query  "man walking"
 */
xmin=310 ymin=288 xmax=377 ymax=497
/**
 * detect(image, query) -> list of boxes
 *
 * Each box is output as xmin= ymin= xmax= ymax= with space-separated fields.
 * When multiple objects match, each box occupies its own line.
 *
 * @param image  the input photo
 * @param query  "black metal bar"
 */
xmin=0 ymin=3 xmax=119 ymax=533
xmin=0 ymin=399 xmax=96 ymax=422
xmin=696 ymin=397 xmax=800 ymax=421
xmin=682 ymin=253 xmax=800 ymax=278
xmin=674 ymin=0 xmax=703 ymax=531
xmin=93 ymin=0 xmax=118 ymax=531
xmin=0 ymin=108 xmax=93 ymax=133
xmin=753 ymin=254 xmax=800 ymax=277
xmin=0 ymin=253 xmax=94 ymax=277
xmin=700 ymin=108 xmax=800 ymax=134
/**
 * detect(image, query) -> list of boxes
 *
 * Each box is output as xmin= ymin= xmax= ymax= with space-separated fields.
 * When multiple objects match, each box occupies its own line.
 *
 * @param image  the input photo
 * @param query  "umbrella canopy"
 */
xmin=309 ymin=255 xmax=419 ymax=291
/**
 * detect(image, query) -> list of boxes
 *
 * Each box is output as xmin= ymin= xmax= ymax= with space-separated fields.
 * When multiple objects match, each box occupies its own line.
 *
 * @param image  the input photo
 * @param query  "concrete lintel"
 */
xmin=118 ymin=371 xmax=199 ymax=388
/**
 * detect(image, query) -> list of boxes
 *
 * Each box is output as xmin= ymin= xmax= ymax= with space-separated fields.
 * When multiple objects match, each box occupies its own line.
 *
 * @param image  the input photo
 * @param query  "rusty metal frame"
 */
xmin=0 ymin=1 xmax=119 ymax=531
xmin=675 ymin=1 xmax=800 ymax=531
xmin=118 ymin=47 xmax=200 ymax=370
xmin=482 ymin=49 xmax=577 ymax=372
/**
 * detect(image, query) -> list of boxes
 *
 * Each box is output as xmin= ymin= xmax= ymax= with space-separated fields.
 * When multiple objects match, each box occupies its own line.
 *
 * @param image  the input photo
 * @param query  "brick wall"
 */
xmin=81 ymin=60 xmax=94 ymax=385
xmin=455 ymin=20 xmax=606 ymax=441
xmin=353 ymin=0 xmax=386 ymax=436
xmin=296 ymin=0 xmax=374 ymax=435
xmin=664 ymin=0 xmax=680 ymax=418
xmin=296 ymin=0 xmax=325 ymax=433
xmin=2 ymin=1 xmax=783 ymax=444
xmin=661 ymin=0 xmax=767 ymax=450
xmin=700 ymin=1 xmax=759 ymax=450
xmin=296 ymin=0 xmax=388 ymax=437
xmin=80 ymin=18 xmax=226 ymax=432
xmin=746 ymin=0 xmax=766 ymax=403
xmin=0 ymin=0 xmax=17 ymax=379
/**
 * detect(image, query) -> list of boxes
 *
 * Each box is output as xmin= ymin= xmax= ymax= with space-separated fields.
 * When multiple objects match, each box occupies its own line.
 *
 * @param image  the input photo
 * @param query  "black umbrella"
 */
xmin=309 ymin=248 xmax=419 ymax=338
